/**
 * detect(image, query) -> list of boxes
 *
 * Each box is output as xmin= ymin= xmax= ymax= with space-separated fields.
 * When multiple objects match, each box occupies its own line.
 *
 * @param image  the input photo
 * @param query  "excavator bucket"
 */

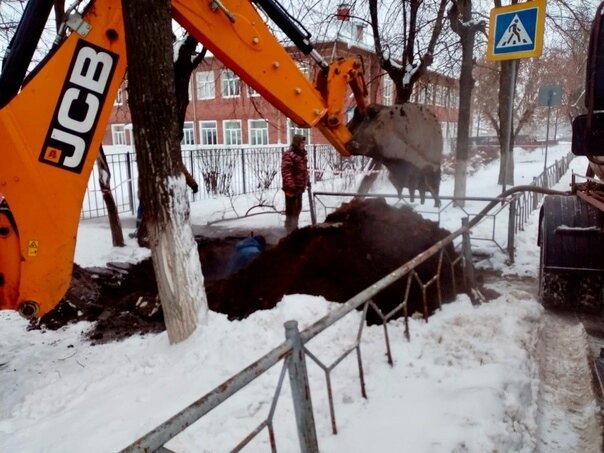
xmin=346 ymin=103 xmax=443 ymax=206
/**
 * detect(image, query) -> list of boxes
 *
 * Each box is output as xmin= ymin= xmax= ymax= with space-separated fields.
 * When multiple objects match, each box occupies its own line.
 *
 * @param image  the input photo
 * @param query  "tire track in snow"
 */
xmin=536 ymin=312 xmax=602 ymax=452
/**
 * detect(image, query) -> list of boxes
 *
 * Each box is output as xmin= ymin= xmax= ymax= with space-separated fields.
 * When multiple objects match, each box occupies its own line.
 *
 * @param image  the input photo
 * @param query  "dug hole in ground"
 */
xmin=1 ymin=143 xmax=603 ymax=452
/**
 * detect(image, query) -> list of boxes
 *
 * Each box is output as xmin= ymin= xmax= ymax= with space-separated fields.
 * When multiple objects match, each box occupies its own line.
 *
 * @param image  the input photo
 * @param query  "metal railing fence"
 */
xmin=119 ymin=152 xmax=574 ymax=452
xmin=82 ymin=145 xmax=368 ymax=219
xmin=506 ymin=152 xmax=574 ymax=261
xmin=311 ymin=152 xmax=574 ymax=264
xmin=122 ymin=220 xmax=473 ymax=453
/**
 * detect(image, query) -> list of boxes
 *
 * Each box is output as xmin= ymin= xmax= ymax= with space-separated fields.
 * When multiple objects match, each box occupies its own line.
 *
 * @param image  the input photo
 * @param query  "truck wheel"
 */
xmin=539 ymin=231 xmax=571 ymax=310
xmin=538 ymin=195 xmax=604 ymax=312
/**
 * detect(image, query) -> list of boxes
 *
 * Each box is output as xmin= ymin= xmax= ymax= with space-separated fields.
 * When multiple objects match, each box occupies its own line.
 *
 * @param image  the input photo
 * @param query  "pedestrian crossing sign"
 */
xmin=487 ymin=0 xmax=546 ymax=61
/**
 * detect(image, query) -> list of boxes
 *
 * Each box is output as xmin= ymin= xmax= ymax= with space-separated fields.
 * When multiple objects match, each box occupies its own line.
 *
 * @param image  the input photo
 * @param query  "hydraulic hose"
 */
xmin=0 ymin=0 xmax=54 ymax=108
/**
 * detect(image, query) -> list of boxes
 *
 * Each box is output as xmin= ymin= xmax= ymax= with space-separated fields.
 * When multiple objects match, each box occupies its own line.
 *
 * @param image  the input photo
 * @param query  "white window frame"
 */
xmin=182 ymin=121 xmax=195 ymax=145
xmin=450 ymin=89 xmax=458 ymax=108
xmin=111 ymin=124 xmax=126 ymax=145
xmin=434 ymin=85 xmax=442 ymax=106
xmin=196 ymin=71 xmax=215 ymax=100
xmin=221 ymin=70 xmax=240 ymax=98
xmin=383 ymin=76 xmax=393 ymax=106
xmin=223 ymin=119 xmax=242 ymax=145
xmin=199 ymin=120 xmax=218 ymax=145
xmin=248 ymin=119 xmax=268 ymax=145
xmin=426 ymin=84 xmax=433 ymax=104
xmin=287 ymin=120 xmax=310 ymax=145
xmin=417 ymin=84 xmax=426 ymax=104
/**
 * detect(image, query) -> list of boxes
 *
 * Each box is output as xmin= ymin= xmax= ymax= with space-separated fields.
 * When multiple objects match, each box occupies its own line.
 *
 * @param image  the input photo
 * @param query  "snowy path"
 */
xmin=536 ymin=312 xmax=602 ymax=452
xmin=484 ymin=272 xmax=603 ymax=452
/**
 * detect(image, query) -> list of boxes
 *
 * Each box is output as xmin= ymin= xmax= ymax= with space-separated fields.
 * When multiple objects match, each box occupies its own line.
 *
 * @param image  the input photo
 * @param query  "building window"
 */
xmin=415 ymin=84 xmax=425 ymax=104
xmin=182 ymin=121 xmax=195 ymax=145
xmin=114 ymin=88 xmax=123 ymax=106
xmin=249 ymin=119 xmax=268 ymax=145
xmin=221 ymin=70 xmax=240 ymax=98
xmin=112 ymin=124 xmax=126 ymax=145
xmin=196 ymin=71 xmax=215 ymax=100
xmin=287 ymin=120 xmax=310 ymax=144
xmin=383 ymin=76 xmax=393 ymax=106
xmin=450 ymin=89 xmax=458 ymax=108
xmin=434 ymin=85 xmax=442 ymax=106
xmin=223 ymin=120 xmax=242 ymax=145
xmin=200 ymin=120 xmax=217 ymax=145
xmin=426 ymin=84 xmax=433 ymax=104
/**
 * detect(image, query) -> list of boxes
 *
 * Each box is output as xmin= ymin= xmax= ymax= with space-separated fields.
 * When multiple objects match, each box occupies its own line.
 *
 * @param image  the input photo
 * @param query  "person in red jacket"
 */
xmin=281 ymin=134 xmax=309 ymax=232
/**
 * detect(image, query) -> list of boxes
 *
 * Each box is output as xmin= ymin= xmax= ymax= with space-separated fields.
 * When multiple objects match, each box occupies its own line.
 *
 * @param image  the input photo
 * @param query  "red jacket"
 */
xmin=281 ymin=147 xmax=309 ymax=194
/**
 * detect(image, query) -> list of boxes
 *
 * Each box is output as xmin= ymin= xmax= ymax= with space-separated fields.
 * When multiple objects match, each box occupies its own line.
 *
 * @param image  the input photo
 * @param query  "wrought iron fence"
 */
xmin=505 ymin=152 xmax=574 ymax=261
xmin=82 ymin=145 xmax=368 ymax=219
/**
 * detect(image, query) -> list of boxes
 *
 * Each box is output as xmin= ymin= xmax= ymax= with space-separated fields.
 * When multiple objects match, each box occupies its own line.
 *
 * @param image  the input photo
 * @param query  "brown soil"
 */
xmin=29 ymin=198 xmax=464 ymax=344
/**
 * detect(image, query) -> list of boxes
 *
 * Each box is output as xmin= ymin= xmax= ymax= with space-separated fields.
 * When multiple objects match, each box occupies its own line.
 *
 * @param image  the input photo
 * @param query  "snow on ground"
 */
xmin=1 ymin=144 xmax=602 ymax=452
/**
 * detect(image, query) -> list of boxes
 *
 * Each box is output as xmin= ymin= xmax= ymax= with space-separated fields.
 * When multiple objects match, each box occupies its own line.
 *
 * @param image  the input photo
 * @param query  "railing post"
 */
xmin=532 ymin=177 xmax=539 ymax=210
xmin=308 ymin=186 xmax=317 ymax=226
xmin=126 ymin=152 xmax=135 ymax=215
xmin=284 ymin=320 xmax=319 ymax=453
xmin=241 ymin=148 xmax=247 ymax=194
xmin=313 ymin=144 xmax=317 ymax=185
xmin=189 ymin=150 xmax=195 ymax=201
xmin=461 ymin=217 xmax=478 ymax=305
xmin=507 ymin=198 xmax=516 ymax=263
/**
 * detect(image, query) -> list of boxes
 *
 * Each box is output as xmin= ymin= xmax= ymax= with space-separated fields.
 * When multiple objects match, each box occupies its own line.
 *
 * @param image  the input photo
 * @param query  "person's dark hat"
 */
xmin=292 ymin=134 xmax=306 ymax=146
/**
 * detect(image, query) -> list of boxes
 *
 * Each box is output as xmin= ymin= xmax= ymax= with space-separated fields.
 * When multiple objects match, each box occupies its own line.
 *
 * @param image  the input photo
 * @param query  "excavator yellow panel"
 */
xmin=0 ymin=0 xmax=127 ymax=316
xmin=0 ymin=206 xmax=21 ymax=312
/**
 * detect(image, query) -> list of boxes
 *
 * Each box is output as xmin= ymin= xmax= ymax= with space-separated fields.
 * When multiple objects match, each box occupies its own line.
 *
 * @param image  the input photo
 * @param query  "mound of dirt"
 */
xmin=30 ymin=198 xmax=464 ymax=343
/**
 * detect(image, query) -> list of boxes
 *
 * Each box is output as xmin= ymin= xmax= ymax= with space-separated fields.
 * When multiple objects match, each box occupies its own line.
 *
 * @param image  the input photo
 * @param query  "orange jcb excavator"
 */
xmin=0 ymin=0 xmax=370 ymax=319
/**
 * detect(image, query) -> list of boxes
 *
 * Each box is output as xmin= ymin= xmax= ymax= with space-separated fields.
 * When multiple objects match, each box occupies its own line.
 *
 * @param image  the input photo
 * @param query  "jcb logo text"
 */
xmin=40 ymin=40 xmax=117 ymax=173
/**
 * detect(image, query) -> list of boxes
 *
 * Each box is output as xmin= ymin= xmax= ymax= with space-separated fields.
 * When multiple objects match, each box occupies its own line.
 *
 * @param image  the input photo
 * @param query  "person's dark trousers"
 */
xmin=285 ymin=193 xmax=303 ymax=232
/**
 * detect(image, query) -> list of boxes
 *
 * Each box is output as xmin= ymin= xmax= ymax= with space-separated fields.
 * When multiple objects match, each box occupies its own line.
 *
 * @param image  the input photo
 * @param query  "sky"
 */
xmin=1 ymin=143 xmax=602 ymax=452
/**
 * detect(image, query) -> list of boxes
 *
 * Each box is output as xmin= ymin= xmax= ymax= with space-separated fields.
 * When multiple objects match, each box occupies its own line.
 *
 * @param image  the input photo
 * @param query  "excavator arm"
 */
xmin=0 ymin=0 xmax=368 ymax=317
xmin=172 ymin=0 xmax=368 ymax=154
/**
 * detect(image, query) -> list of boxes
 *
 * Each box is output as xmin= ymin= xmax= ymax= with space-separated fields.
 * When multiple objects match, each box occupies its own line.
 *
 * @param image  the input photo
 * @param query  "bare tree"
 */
xmin=173 ymin=34 xmax=205 ymax=191
xmin=96 ymin=149 xmax=125 ymax=246
xmin=351 ymin=0 xmax=449 ymax=191
xmin=368 ymin=0 xmax=449 ymax=104
xmin=477 ymin=0 xmax=596 ymax=185
xmin=448 ymin=0 xmax=486 ymax=205
xmin=136 ymin=34 xmax=205 ymax=245
xmin=122 ymin=0 xmax=207 ymax=343
xmin=545 ymin=1 xmax=595 ymax=121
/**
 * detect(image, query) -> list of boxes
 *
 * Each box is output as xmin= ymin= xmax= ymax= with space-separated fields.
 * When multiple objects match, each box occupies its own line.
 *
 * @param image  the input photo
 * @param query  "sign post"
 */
xmin=487 ymin=0 xmax=546 ymax=193
xmin=537 ymin=85 xmax=563 ymax=174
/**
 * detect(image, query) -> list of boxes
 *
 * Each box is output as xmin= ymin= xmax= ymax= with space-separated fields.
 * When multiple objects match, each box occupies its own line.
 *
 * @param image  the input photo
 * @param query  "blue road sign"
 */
xmin=487 ymin=1 xmax=545 ymax=61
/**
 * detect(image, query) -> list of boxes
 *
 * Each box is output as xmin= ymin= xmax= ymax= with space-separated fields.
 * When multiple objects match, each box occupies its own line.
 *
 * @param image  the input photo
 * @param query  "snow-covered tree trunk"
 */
xmin=122 ymin=0 xmax=207 ymax=343
xmin=148 ymin=178 xmax=207 ymax=342
xmin=449 ymin=0 xmax=485 ymax=207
